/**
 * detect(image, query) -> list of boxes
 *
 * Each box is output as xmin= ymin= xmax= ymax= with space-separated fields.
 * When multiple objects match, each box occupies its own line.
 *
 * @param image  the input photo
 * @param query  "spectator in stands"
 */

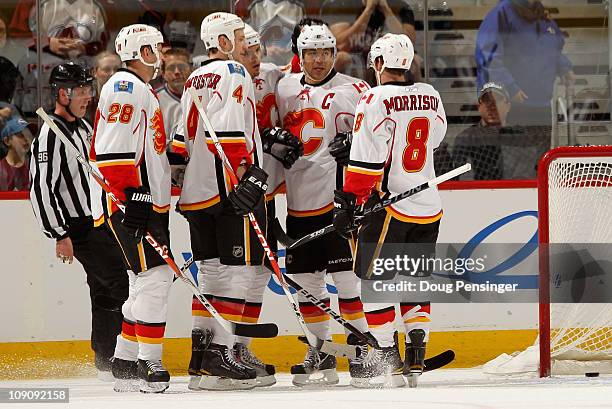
xmin=0 ymin=116 xmax=32 ymax=191
xmin=0 ymin=57 xmax=22 ymax=125
xmin=441 ymin=82 xmax=510 ymax=180
xmin=320 ymin=0 xmax=419 ymax=82
xmin=237 ymin=0 xmax=305 ymax=66
xmin=475 ymin=0 xmax=574 ymax=130
xmin=437 ymin=82 xmax=548 ymax=179
xmin=92 ymin=51 xmax=121 ymax=95
xmin=0 ymin=11 xmax=24 ymax=64
xmin=10 ymin=0 xmax=108 ymax=57
xmin=87 ymin=51 xmax=121 ymax=123
xmin=12 ymin=0 xmax=109 ymax=118
xmin=156 ymin=48 xmax=191 ymax=187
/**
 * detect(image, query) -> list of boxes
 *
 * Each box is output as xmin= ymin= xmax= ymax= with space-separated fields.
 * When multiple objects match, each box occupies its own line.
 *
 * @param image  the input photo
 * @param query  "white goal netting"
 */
xmin=485 ymin=149 xmax=612 ymax=376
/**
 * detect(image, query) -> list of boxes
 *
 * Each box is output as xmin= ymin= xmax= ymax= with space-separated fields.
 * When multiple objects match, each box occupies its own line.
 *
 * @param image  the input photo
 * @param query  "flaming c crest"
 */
xmin=151 ymin=108 xmax=166 ymax=155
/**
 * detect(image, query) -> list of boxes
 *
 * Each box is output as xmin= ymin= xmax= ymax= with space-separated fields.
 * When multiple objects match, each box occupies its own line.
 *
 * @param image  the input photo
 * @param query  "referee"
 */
xmin=29 ymin=63 xmax=128 ymax=380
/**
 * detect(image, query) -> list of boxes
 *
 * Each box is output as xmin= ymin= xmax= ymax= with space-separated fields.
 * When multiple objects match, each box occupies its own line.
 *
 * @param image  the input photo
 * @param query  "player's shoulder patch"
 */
xmin=358 ymin=89 xmax=377 ymax=105
xmin=114 ymin=80 xmax=134 ymax=94
xmin=227 ymin=63 xmax=245 ymax=77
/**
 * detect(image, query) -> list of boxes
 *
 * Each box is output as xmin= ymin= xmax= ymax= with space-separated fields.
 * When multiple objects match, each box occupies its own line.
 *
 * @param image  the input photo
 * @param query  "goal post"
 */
xmin=538 ymin=145 xmax=612 ymax=377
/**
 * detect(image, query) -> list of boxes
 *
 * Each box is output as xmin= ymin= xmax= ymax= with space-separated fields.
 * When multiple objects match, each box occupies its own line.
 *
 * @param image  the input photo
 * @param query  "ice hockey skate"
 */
xmin=137 ymin=359 xmax=170 ymax=393
xmin=404 ymin=329 xmax=427 ymax=388
xmin=198 ymin=343 xmax=257 ymax=391
xmin=187 ymin=328 xmax=212 ymax=390
xmin=347 ymin=333 xmax=369 ymax=379
xmin=111 ymin=358 xmax=139 ymax=392
xmin=234 ymin=342 xmax=276 ymax=387
xmin=350 ymin=342 xmax=405 ymax=389
xmin=291 ymin=345 xmax=339 ymax=387
xmin=96 ymin=355 xmax=114 ymax=382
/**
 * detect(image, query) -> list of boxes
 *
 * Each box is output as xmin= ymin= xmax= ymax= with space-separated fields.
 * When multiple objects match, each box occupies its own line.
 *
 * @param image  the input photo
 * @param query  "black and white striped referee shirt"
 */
xmin=30 ymin=113 xmax=93 ymax=240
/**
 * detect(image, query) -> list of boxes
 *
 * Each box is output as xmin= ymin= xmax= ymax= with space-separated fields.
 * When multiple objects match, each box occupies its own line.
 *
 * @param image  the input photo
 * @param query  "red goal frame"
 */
xmin=537 ymin=145 xmax=612 ymax=377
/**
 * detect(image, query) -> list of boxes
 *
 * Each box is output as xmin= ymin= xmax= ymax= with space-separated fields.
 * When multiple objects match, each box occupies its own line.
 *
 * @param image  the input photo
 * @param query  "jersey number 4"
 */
xmin=107 ymin=103 xmax=134 ymax=124
xmin=403 ymin=117 xmax=430 ymax=173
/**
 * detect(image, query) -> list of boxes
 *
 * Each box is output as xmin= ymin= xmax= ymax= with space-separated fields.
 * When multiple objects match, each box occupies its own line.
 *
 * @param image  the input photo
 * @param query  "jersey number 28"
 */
xmin=107 ymin=103 xmax=134 ymax=124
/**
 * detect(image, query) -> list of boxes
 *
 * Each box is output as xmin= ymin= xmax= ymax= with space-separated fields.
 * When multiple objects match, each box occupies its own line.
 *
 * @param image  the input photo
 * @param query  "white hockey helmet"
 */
xmin=115 ymin=24 xmax=164 ymax=69
xmin=369 ymin=33 xmax=414 ymax=73
xmin=200 ymin=12 xmax=244 ymax=54
xmin=297 ymin=24 xmax=336 ymax=61
xmin=244 ymin=23 xmax=260 ymax=47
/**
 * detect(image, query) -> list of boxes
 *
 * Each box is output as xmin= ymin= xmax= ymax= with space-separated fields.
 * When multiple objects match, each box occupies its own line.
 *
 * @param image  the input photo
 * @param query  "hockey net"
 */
xmin=484 ymin=146 xmax=612 ymax=377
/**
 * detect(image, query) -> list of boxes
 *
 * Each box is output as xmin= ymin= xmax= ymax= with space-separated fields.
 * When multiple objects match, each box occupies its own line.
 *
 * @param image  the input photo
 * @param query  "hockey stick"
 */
xmin=273 ymin=163 xmax=471 ymax=249
xmin=36 ymin=108 xmax=277 ymax=339
xmin=187 ymin=88 xmax=356 ymax=359
xmin=95 ymin=255 xmax=194 ymax=312
xmin=179 ymin=254 xmax=456 ymax=367
xmin=424 ymin=349 xmax=455 ymax=372
xmin=285 ymin=270 xmax=456 ymax=366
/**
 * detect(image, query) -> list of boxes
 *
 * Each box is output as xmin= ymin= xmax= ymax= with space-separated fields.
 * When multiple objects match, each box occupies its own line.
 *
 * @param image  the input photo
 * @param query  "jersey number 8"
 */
xmin=402 ymin=117 xmax=430 ymax=173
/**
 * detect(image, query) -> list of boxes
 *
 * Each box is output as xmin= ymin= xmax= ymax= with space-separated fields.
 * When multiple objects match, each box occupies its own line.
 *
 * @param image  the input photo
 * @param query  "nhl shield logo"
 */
xmin=233 ymin=246 xmax=244 ymax=258
xmin=286 ymin=254 xmax=293 ymax=264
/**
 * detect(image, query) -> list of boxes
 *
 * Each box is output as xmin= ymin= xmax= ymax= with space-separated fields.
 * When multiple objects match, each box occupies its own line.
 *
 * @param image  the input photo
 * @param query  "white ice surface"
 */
xmin=2 ymin=369 xmax=612 ymax=409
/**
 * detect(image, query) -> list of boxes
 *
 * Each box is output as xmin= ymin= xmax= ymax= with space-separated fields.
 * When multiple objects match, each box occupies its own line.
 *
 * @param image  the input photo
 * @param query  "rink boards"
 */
xmin=0 ymin=183 xmax=541 ymax=378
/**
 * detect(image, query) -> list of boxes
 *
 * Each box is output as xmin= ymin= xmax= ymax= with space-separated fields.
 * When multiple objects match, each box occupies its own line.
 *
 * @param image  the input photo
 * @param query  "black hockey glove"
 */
xmin=329 ymin=131 xmax=352 ymax=166
xmin=333 ymin=189 xmax=361 ymax=239
xmin=261 ymin=127 xmax=304 ymax=169
xmin=122 ymin=186 xmax=153 ymax=240
xmin=228 ymin=164 xmax=269 ymax=216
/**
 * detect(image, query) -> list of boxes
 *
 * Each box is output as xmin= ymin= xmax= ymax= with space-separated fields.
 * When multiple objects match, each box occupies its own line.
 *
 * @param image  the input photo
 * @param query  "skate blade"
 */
xmin=113 ymin=378 xmax=140 ymax=392
xmin=97 ymin=370 xmax=115 ymax=382
xmin=292 ymin=369 xmax=339 ymax=387
xmin=350 ymin=373 xmax=405 ymax=389
xmin=198 ymin=375 xmax=256 ymax=391
xmin=188 ymin=375 xmax=202 ymax=390
xmin=406 ymin=373 xmax=420 ymax=388
xmin=139 ymin=380 xmax=169 ymax=393
xmin=255 ymin=374 xmax=276 ymax=387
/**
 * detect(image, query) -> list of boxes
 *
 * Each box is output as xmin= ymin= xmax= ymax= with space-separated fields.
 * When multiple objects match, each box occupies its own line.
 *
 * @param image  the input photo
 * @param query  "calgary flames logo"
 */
xmin=254 ymin=78 xmax=265 ymax=91
xmin=282 ymin=108 xmax=325 ymax=156
xmin=256 ymin=93 xmax=277 ymax=129
xmin=151 ymin=108 xmax=166 ymax=155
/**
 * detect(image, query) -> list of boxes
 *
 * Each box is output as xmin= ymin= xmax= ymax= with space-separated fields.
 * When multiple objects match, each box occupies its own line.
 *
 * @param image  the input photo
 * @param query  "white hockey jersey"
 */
xmin=15 ymin=50 xmax=65 ymax=115
xmin=91 ymin=68 xmax=171 ymax=216
xmin=175 ymin=58 xmax=260 ymax=211
xmin=32 ymin=0 xmax=107 ymax=45
xmin=276 ymin=70 xmax=369 ymax=216
xmin=254 ymin=62 xmax=285 ymax=199
xmin=155 ymin=83 xmax=182 ymax=144
xmin=345 ymin=81 xmax=447 ymax=223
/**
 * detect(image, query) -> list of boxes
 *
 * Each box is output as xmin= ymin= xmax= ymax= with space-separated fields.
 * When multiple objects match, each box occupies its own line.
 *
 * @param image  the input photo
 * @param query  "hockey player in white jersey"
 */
xmin=174 ymin=12 xmax=269 ymax=391
xmin=333 ymin=33 xmax=447 ymax=388
xmin=91 ymin=24 xmax=173 ymax=393
xmin=230 ymin=23 xmax=303 ymax=387
xmin=275 ymin=24 xmax=371 ymax=386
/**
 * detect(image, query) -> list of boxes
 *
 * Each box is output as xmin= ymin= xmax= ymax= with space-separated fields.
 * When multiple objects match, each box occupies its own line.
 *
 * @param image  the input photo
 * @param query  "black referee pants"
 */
xmin=68 ymin=217 xmax=129 ymax=369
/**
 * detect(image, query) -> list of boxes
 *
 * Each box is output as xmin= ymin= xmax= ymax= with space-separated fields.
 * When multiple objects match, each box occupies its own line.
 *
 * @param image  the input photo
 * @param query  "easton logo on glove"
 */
xmin=228 ymin=165 xmax=269 ymax=216
xmin=247 ymin=175 xmax=268 ymax=191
